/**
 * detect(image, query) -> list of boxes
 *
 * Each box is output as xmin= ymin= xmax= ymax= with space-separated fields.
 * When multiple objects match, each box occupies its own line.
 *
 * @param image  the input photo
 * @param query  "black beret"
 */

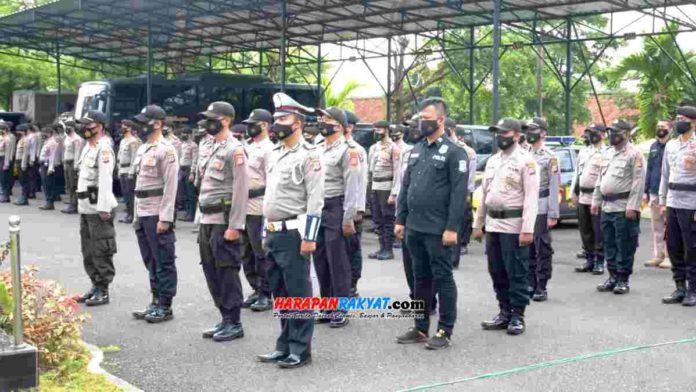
xmin=585 ymin=123 xmax=607 ymax=133
xmin=373 ymin=120 xmax=390 ymax=128
xmin=344 ymin=110 xmax=360 ymax=125
xmin=677 ymin=105 xmax=696 ymax=120
xmin=608 ymin=119 xmax=633 ymax=132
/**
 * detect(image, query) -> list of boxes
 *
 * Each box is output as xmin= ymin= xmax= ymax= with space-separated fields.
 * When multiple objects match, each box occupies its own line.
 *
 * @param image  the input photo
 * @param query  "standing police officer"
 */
xmin=395 ymin=98 xmax=468 ymax=349
xmin=197 ymin=102 xmax=249 ymax=342
xmin=368 ymin=120 xmax=400 ymax=260
xmin=660 ymin=106 xmax=696 ymax=305
xmin=0 ymin=121 xmax=9 ymax=202
xmin=14 ymin=124 xmax=32 ymax=206
xmin=256 ymin=93 xmax=323 ymax=369
xmin=591 ymin=119 xmax=645 ymax=294
xmin=314 ymin=107 xmax=361 ymax=327
xmin=474 ymin=118 xmax=539 ymax=336
xmin=643 ymin=121 xmax=670 ymax=269
xmin=130 ymin=105 xmax=179 ymax=323
xmin=571 ymin=124 xmax=607 ymax=275
xmin=75 ymin=110 xmax=119 ymax=306
xmin=177 ymin=127 xmax=198 ymax=222
xmin=61 ymin=120 xmax=84 ymax=214
xmin=523 ymin=118 xmax=560 ymax=302
xmin=38 ymin=126 xmax=60 ymax=210
xmin=117 ymin=120 xmax=141 ymax=223
xmin=344 ymin=110 xmax=368 ymax=297
xmin=239 ymin=109 xmax=275 ymax=311
xmin=0 ymin=121 xmax=16 ymax=203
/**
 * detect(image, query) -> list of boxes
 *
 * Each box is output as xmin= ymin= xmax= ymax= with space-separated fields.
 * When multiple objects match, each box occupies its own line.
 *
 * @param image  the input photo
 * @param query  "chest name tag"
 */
xmin=432 ymin=155 xmax=446 ymax=162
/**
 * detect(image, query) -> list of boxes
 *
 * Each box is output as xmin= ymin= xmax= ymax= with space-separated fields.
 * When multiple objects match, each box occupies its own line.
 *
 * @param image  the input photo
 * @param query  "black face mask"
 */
xmin=609 ymin=131 xmax=625 ymax=146
xmin=194 ymin=135 xmax=203 ymax=143
xmin=526 ymin=132 xmax=541 ymax=144
xmin=657 ymin=128 xmax=670 ymax=139
xmin=390 ymin=134 xmax=402 ymax=142
xmin=675 ymin=121 xmax=692 ymax=135
xmin=408 ymin=127 xmax=423 ymax=144
xmin=373 ymin=131 xmax=386 ymax=142
xmin=303 ymin=133 xmax=316 ymax=143
xmin=181 ymin=134 xmax=190 ymax=141
xmin=247 ymin=123 xmax=263 ymax=138
xmin=79 ymin=125 xmax=97 ymax=140
xmin=205 ymin=120 xmax=222 ymax=136
xmin=141 ymin=122 xmax=157 ymax=139
xmin=320 ymin=123 xmax=337 ymax=137
xmin=588 ymin=132 xmax=602 ymax=145
xmin=271 ymin=123 xmax=293 ymax=141
xmin=418 ymin=119 xmax=439 ymax=137
xmin=496 ymin=134 xmax=515 ymax=151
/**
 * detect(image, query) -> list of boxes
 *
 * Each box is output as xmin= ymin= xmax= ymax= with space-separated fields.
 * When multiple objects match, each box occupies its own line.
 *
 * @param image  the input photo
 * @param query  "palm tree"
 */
xmin=323 ymin=80 xmax=362 ymax=110
xmin=605 ymin=23 xmax=695 ymax=137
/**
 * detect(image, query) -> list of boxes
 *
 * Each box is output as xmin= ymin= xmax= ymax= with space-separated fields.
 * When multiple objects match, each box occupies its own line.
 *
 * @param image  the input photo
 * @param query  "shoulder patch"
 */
xmin=438 ymin=144 xmax=449 ymax=154
xmin=549 ymin=157 xmax=559 ymax=173
xmin=101 ymin=149 xmax=112 ymax=164
xmin=526 ymin=160 xmax=536 ymax=175
xmin=394 ymin=147 xmax=401 ymax=160
xmin=348 ymin=149 xmax=359 ymax=167
xmin=233 ymin=148 xmax=246 ymax=166
xmin=309 ymin=157 xmax=322 ymax=172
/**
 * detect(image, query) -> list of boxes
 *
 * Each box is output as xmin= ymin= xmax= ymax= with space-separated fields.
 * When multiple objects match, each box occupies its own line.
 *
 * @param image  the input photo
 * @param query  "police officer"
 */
xmin=117 ymin=120 xmax=141 ymax=223
xmin=368 ymin=120 xmax=400 ymax=260
xmin=163 ymin=120 xmax=182 ymax=158
xmin=197 ymin=102 xmax=249 ymax=342
xmin=231 ymin=124 xmax=247 ymax=143
xmin=51 ymin=123 xmax=65 ymax=204
xmin=38 ymin=126 xmax=60 ymax=210
xmin=0 ymin=121 xmax=16 ymax=203
xmin=302 ymin=123 xmax=321 ymax=145
xmin=129 ymin=105 xmax=179 ymax=323
xmin=591 ymin=119 xmax=645 ymax=294
xmin=256 ymin=92 xmax=323 ymax=369
xmin=26 ymin=125 xmax=40 ymax=199
xmin=643 ymin=121 xmax=670 ymax=269
xmin=474 ymin=118 xmax=539 ymax=336
xmin=344 ymin=110 xmax=368 ymax=297
xmin=395 ymin=97 xmax=468 ymax=349
xmin=239 ymin=109 xmax=275 ymax=311
xmin=313 ymin=107 xmax=361 ymax=327
xmin=571 ymin=124 xmax=607 ymax=274
xmin=523 ymin=118 xmax=560 ymax=302
xmin=177 ymin=127 xmax=198 ymax=222
xmin=75 ymin=110 xmax=119 ymax=306
xmin=61 ymin=120 xmax=84 ymax=214
xmin=390 ymin=124 xmax=411 ymax=152
xmin=660 ymin=106 xmax=696 ymax=305
xmin=14 ymin=124 xmax=31 ymax=206
xmin=0 ymin=121 xmax=11 ymax=202
xmin=444 ymin=118 xmax=476 ymax=267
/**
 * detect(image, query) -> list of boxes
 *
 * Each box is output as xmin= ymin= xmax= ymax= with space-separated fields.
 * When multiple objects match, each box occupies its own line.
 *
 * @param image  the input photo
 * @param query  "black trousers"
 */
xmin=486 ymin=232 xmax=530 ymax=310
xmin=346 ymin=219 xmax=363 ymax=286
xmin=242 ymin=214 xmax=270 ymax=296
xmin=371 ymin=190 xmax=395 ymax=250
xmin=666 ymin=207 xmax=696 ymax=288
xmin=528 ymin=214 xmax=553 ymax=290
xmin=135 ymin=215 xmax=178 ymax=306
xmin=119 ymin=174 xmax=135 ymax=218
xmin=266 ymin=229 xmax=314 ymax=357
xmin=28 ymin=164 xmax=39 ymax=196
xmin=199 ymin=224 xmax=243 ymax=323
xmin=176 ymin=166 xmax=188 ymax=212
xmin=39 ymin=163 xmax=55 ymax=203
xmin=401 ymin=236 xmax=436 ymax=308
xmin=314 ymin=196 xmax=352 ymax=299
xmin=452 ymin=203 xmax=473 ymax=267
xmin=601 ymin=211 xmax=640 ymax=281
xmin=0 ymin=157 xmax=7 ymax=196
xmin=79 ymin=213 xmax=117 ymax=289
xmin=18 ymin=166 xmax=30 ymax=199
xmin=578 ymin=203 xmax=604 ymax=266
xmin=406 ymin=229 xmax=457 ymax=335
xmin=64 ymin=161 xmax=77 ymax=206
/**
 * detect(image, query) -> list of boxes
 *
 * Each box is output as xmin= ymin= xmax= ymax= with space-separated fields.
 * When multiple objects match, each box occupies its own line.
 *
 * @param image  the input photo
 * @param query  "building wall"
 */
xmin=574 ymin=96 xmax=639 ymax=136
xmin=352 ymin=97 xmax=386 ymax=123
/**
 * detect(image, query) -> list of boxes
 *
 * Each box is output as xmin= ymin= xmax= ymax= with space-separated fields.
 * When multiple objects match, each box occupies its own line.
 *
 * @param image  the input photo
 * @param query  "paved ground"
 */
xmin=2 ymin=199 xmax=696 ymax=392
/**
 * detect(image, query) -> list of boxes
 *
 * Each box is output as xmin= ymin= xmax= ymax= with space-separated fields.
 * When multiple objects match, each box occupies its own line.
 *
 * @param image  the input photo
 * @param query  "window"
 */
xmin=555 ymin=149 xmax=574 ymax=173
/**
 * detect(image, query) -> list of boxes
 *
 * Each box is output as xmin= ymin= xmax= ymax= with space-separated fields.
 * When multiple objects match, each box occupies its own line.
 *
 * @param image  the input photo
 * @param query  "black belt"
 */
xmin=77 ymin=186 xmax=98 ymax=204
xmin=580 ymin=187 xmax=595 ymax=194
xmin=487 ymin=209 xmax=523 ymax=219
xmin=669 ymin=183 xmax=696 ymax=192
xmin=602 ymin=192 xmax=630 ymax=202
xmin=249 ymin=186 xmax=266 ymax=199
xmin=119 ymin=163 xmax=130 ymax=168
xmin=180 ymin=165 xmax=191 ymax=170
xmin=65 ymin=159 xmax=74 ymax=165
xmin=373 ymin=176 xmax=393 ymax=182
xmin=539 ymin=189 xmax=550 ymax=198
xmin=199 ymin=200 xmax=232 ymax=214
xmin=135 ymin=188 xmax=164 ymax=198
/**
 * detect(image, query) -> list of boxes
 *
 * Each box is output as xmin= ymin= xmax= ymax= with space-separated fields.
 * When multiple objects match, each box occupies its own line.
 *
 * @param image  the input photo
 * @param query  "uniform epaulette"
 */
xmin=302 ymin=142 xmax=317 ymax=151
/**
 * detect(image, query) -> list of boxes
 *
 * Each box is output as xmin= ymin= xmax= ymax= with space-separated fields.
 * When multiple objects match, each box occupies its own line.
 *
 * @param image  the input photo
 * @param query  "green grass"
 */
xmin=99 ymin=345 xmax=121 ymax=354
xmin=35 ymin=354 xmax=121 ymax=392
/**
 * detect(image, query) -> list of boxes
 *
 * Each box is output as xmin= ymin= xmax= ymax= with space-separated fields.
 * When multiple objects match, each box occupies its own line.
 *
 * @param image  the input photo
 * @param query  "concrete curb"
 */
xmin=84 ymin=343 xmax=143 ymax=392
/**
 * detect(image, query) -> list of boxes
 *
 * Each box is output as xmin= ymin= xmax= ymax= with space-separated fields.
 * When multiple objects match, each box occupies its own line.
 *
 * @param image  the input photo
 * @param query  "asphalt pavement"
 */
xmin=2 ymin=199 xmax=696 ymax=392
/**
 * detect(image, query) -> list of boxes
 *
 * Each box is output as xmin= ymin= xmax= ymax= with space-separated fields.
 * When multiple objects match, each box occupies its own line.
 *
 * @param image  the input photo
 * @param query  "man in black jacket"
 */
xmin=643 ymin=121 xmax=670 ymax=269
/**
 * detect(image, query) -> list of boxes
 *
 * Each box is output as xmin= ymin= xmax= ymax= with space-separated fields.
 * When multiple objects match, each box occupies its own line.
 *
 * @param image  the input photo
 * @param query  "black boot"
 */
xmin=377 ymin=249 xmax=394 ymax=260
xmin=39 ymin=203 xmax=55 ymax=210
xmin=250 ymin=295 xmax=273 ymax=312
xmin=61 ymin=204 xmax=77 ymax=214
xmin=596 ymin=276 xmax=617 ymax=292
xmin=613 ymin=279 xmax=630 ymax=295
xmin=350 ymin=283 xmax=359 ymax=298
xmin=85 ymin=287 xmax=110 ymax=306
xmin=662 ymin=281 xmax=687 ymax=304
xmin=242 ymin=291 xmax=259 ymax=309
xmin=76 ymin=286 xmax=96 ymax=303
xmin=145 ymin=305 xmax=174 ymax=323
xmin=481 ymin=307 xmax=511 ymax=330
xmin=592 ymin=261 xmax=604 ymax=275
xmin=532 ymin=280 xmax=548 ymax=302
xmin=133 ymin=294 xmax=158 ymax=320
xmin=507 ymin=307 xmax=525 ymax=335
xmin=212 ymin=322 xmax=244 ymax=342
xmin=368 ymin=238 xmax=384 ymax=259
xmin=682 ymin=287 xmax=696 ymax=307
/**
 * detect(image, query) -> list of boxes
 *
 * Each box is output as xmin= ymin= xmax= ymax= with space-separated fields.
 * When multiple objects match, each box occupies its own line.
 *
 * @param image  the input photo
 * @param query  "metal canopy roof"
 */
xmin=1 ymin=0 xmax=694 ymax=69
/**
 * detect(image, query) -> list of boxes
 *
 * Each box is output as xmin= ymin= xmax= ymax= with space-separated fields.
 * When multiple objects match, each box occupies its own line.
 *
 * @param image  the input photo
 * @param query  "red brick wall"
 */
xmin=574 ymin=96 xmax=639 ymax=136
xmin=352 ymin=97 xmax=386 ymax=123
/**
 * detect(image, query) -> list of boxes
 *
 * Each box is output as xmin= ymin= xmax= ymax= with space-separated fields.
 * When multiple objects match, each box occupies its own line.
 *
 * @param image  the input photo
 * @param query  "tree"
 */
xmin=604 ymin=23 xmax=696 ymax=138
xmin=323 ymin=80 xmax=362 ymax=110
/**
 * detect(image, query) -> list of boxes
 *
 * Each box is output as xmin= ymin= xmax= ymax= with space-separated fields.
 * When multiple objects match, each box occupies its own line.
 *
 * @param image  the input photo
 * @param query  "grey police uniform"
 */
xmin=314 ymin=136 xmax=361 ymax=316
